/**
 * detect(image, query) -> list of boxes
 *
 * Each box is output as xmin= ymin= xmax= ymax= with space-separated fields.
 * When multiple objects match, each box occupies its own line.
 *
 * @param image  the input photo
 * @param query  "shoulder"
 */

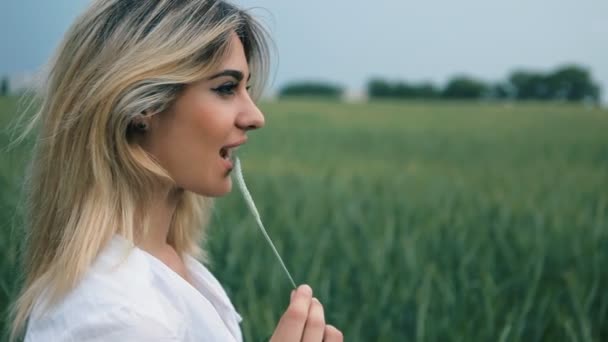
xmin=26 ymin=303 xmax=184 ymax=341
xmin=26 ymin=237 xmax=185 ymax=341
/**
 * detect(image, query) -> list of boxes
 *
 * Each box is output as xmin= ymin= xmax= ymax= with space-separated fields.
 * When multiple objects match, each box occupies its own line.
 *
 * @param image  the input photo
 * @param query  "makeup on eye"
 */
xmin=208 ymin=68 xmax=253 ymax=96
xmin=212 ymin=81 xmax=252 ymax=96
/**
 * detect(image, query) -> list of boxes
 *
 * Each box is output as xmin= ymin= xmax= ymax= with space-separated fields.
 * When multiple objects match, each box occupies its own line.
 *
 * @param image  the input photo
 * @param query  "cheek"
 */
xmin=174 ymin=94 xmax=222 ymax=144
xmin=171 ymin=105 xmax=229 ymax=172
xmin=156 ymin=91 xmax=236 ymax=185
xmin=189 ymin=102 xmax=235 ymax=143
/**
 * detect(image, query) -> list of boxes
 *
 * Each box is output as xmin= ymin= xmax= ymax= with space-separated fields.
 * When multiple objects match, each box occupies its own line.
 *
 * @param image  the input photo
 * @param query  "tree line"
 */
xmin=279 ymin=64 xmax=601 ymax=103
xmin=0 ymin=76 xmax=8 ymax=96
xmin=2 ymin=64 xmax=601 ymax=103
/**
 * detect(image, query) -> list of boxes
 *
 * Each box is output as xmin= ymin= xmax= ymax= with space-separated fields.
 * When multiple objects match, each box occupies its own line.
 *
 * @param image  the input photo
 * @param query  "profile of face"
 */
xmin=139 ymin=32 xmax=265 ymax=197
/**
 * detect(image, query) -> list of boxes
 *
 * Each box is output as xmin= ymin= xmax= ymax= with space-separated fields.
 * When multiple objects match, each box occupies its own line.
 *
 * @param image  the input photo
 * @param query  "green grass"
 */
xmin=1 ymin=96 xmax=607 ymax=341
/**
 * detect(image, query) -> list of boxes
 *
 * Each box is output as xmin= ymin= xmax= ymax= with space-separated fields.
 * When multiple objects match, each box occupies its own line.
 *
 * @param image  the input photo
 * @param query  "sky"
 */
xmin=1 ymin=0 xmax=607 ymax=102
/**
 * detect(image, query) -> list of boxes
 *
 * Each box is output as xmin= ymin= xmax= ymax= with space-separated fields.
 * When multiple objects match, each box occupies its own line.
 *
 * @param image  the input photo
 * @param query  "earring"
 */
xmin=130 ymin=114 xmax=148 ymax=132
xmin=135 ymin=121 xmax=148 ymax=131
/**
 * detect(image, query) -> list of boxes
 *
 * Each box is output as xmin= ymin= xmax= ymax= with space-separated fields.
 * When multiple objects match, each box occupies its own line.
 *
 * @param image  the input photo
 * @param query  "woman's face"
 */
xmin=141 ymin=32 xmax=265 ymax=197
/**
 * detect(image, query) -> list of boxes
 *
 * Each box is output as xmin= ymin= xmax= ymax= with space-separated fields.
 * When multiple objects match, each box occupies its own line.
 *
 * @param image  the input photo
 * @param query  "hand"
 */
xmin=270 ymin=284 xmax=343 ymax=342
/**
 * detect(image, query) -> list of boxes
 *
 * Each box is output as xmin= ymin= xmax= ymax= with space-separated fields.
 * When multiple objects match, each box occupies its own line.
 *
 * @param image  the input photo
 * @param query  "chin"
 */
xmin=195 ymin=177 xmax=233 ymax=197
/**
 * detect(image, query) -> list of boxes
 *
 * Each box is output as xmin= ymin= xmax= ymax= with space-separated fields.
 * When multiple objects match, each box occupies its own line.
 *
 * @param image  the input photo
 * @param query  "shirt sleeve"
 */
xmin=26 ymin=305 xmax=184 ymax=342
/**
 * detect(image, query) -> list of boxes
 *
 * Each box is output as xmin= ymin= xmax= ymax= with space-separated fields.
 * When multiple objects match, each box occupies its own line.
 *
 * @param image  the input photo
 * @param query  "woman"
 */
xmin=9 ymin=1 xmax=343 ymax=341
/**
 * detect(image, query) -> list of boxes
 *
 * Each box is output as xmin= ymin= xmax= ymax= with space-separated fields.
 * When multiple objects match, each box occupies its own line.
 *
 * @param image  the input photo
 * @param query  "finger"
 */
xmin=301 ymin=298 xmax=325 ymax=342
xmin=323 ymin=325 xmax=344 ymax=342
xmin=270 ymin=284 xmax=313 ymax=342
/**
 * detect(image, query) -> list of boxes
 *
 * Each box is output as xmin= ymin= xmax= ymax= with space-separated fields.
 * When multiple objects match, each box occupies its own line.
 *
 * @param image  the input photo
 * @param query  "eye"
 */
xmin=213 ymin=82 xmax=238 ymax=96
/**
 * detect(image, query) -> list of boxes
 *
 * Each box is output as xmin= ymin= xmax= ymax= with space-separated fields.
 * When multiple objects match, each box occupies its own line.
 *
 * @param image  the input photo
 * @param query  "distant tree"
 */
xmin=0 ymin=76 xmax=8 ymax=96
xmin=395 ymin=82 xmax=440 ymax=99
xmin=545 ymin=65 xmax=600 ymax=102
xmin=412 ymin=82 xmax=441 ymax=99
xmin=441 ymin=76 xmax=488 ymax=99
xmin=279 ymin=81 xmax=343 ymax=99
xmin=486 ymin=82 xmax=515 ymax=100
xmin=367 ymin=78 xmax=393 ymax=98
xmin=367 ymin=78 xmax=440 ymax=99
xmin=508 ymin=65 xmax=600 ymax=102
xmin=366 ymin=64 xmax=602 ymax=103
xmin=392 ymin=82 xmax=411 ymax=97
xmin=508 ymin=70 xmax=550 ymax=100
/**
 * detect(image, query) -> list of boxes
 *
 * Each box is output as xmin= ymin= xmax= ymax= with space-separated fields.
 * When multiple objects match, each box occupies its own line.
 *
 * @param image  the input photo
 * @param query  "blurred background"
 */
xmin=1 ymin=0 xmax=607 ymax=341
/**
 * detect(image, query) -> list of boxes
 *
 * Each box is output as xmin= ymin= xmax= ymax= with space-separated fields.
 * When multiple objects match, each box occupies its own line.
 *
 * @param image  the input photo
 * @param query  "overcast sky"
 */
xmin=1 ymin=0 xmax=606 ymax=101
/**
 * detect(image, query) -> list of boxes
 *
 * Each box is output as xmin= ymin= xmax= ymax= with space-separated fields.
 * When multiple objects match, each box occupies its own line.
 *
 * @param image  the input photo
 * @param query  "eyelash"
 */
xmin=213 ymin=83 xmax=252 ymax=97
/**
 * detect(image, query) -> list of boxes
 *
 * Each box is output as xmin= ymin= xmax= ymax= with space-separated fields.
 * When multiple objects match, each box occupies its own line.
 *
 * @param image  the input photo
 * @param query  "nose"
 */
xmin=236 ymin=95 xmax=265 ymax=131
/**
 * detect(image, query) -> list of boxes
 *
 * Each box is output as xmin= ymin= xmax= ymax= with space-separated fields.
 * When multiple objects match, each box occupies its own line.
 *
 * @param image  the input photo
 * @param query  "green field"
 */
xmin=1 ymin=96 xmax=607 ymax=341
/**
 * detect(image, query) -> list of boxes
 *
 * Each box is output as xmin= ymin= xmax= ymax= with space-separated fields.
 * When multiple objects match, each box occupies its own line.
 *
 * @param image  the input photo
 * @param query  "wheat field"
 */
xmin=1 ymin=97 xmax=607 ymax=341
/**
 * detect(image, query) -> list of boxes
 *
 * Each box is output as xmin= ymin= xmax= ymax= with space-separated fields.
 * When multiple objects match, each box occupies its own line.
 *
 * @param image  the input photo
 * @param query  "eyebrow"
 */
xmin=207 ymin=69 xmax=251 ymax=82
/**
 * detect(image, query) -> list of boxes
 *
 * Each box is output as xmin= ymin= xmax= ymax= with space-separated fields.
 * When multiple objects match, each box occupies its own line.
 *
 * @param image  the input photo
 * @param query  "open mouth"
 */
xmin=219 ymin=147 xmax=232 ymax=160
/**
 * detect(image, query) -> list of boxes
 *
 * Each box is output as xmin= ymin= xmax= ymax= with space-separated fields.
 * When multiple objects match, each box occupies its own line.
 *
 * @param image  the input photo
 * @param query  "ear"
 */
xmin=129 ymin=111 xmax=151 ymax=132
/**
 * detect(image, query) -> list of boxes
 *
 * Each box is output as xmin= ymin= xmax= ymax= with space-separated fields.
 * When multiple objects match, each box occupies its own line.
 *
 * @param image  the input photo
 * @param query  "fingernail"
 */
xmin=291 ymin=290 xmax=295 ymax=300
xmin=298 ymin=284 xmax=312 ymax=296
xmin=312 ymin=297 xmax=320 ymax=304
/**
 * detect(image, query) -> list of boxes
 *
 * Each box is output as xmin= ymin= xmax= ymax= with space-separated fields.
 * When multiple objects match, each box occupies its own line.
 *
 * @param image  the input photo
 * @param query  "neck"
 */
xmin=135 ymin=186 xmax=183 ymax=254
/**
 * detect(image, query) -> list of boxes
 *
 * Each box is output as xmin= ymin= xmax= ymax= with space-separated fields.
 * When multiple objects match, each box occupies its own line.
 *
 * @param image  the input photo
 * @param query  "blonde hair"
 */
xmin=9 ymin=0 xmax=272 ymax=339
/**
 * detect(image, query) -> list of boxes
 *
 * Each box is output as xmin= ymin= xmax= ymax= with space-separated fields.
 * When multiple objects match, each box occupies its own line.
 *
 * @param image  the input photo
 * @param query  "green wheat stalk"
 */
xmin=232 ymin=157 xmax=297 ymax=289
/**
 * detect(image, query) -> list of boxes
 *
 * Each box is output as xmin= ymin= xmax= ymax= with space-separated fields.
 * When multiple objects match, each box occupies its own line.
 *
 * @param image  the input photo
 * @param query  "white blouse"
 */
xmin=25 ymin=235 xmax=243 ymax=341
